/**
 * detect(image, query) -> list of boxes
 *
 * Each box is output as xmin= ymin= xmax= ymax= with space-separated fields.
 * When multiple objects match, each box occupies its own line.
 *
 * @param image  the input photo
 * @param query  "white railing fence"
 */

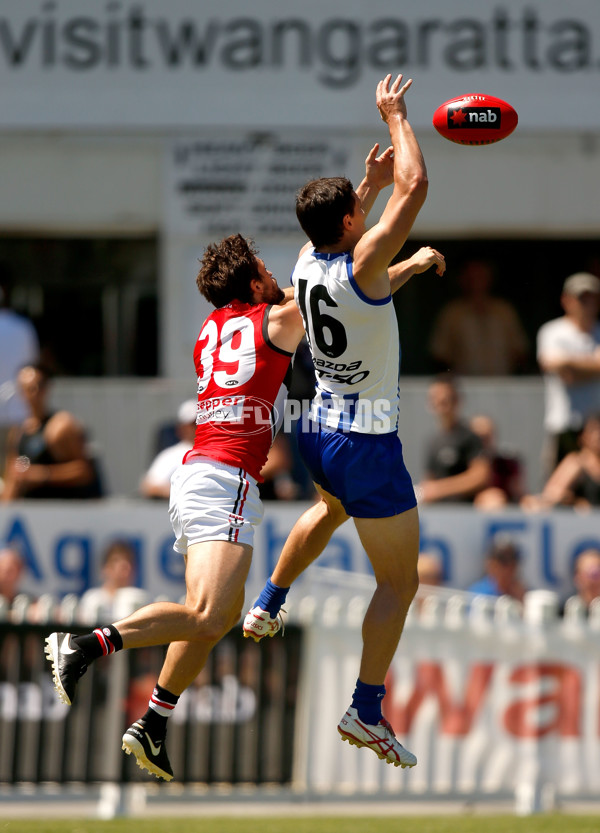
xmin=291 ymin=572 xmax=600 ymax=814
xmin=1 ymin=581 xmax=599 ymax=816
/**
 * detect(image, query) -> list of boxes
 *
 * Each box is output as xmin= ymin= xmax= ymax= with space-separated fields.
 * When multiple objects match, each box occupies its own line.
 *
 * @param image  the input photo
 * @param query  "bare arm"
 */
xmin=419 ymin=457 xmax=491 ymax=503
xmin=540 ymin=453 xmax=583 ymax=505
xmin=266 ymin=300 xmax=306 ymax=354
xmin=355 ymin=143 xmax=394 ymax=218
xmin=541 ymin=351 xmax=600 ymax=383
xmin=520 ymin=452 xmax=584 ymax=511
xmin=353 ymin=75 xmax=428 ymax=299
xmin=296 ymin=144 xmax=394 ymax=259
xmin=389 ymin=246 xmax=446 ymax=294
xmin=140 ymin=479 xmax=171 ymax=499
xmin=1 ymin=412 xmax=96 ymax=499
xmin=280 ymin=286 xmax=296 ymax=304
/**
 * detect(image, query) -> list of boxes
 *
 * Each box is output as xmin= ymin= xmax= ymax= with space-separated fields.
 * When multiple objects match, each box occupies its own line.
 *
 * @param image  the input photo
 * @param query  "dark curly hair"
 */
xmin=196 ymin=234 xmax=261 ymax=307
xmin=295 ymin=177 xmax=356 ymax=248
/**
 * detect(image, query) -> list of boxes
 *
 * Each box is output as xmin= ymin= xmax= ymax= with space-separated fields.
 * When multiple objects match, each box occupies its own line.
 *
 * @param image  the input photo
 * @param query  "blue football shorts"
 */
xmin=296 ymin=419 xmax=417 ymax=519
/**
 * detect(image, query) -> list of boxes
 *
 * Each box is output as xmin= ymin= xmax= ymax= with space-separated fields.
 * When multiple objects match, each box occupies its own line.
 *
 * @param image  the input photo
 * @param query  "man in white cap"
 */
xmin=537 ymin=271 xmax=600 ymax=476
xmin=140 ymin=399 xmax=197 ymax=499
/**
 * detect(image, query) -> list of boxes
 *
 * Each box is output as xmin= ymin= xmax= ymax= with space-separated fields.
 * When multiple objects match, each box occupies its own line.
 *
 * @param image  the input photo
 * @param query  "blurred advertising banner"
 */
xmin=0 ymin=0 xmax=599 ymax=130
xmin=0 ymin=500 xmax=599 ymax=605
xmin=296 ymin=595 xmax=600 ymax=804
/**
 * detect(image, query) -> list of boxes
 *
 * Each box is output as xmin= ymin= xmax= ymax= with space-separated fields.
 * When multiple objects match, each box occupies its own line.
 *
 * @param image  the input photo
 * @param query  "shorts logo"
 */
xmin=228 ymin=513 xmax=245 ymax=528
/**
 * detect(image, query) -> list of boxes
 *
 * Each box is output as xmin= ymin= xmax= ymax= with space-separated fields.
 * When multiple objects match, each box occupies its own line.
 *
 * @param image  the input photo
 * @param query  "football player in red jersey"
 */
xmin=45 ymin=234 xmax=305 ymax=781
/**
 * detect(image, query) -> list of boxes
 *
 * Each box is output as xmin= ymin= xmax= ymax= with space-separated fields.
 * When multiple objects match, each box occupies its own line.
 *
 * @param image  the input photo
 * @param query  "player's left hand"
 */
xmin=410 ymin=246 xmax=446 ymax=276
xmin=376 ymin=73 xmax=413 ymax=122
xmin=364 ymin=143 xmax=394 ymax=190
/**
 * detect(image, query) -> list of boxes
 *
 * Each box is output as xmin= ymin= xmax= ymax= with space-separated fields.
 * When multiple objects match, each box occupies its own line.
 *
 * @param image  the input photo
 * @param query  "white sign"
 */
xmin=165 ymin=135 xmax=351 ymax=237
xmin=1 ymin=0 xmax=599 ymax=129
xmin=299 ymin=605 xmax=600 ymax=802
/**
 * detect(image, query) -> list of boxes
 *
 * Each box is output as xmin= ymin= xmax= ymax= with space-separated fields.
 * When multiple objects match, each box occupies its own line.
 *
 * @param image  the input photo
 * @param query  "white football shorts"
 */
xmin=169 ymin=457 xmax=263 ymax=552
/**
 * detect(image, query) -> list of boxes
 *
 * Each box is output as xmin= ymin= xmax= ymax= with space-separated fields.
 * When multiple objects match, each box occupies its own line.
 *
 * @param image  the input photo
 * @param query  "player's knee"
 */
xmin=392 ymin=567 xmax=419 ymax=605
xmin=320 ymin=495 xmax=348 ymax=528
xmin=408 ymin=568 xmax=420 ymax=601
xmin=188 ymin=605 xmax=237 ymax=643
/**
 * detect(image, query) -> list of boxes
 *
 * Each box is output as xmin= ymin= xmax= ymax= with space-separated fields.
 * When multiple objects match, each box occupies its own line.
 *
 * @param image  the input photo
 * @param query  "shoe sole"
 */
xmin=122 ymin=734 xmax=173 ymax=782
xmin=242 ymin=628 xmax=278 ymax=643
xmin=337 ymin=727 xmax=416 ymax=769
xmin=44 ymin=633 xmax=72 ymax=706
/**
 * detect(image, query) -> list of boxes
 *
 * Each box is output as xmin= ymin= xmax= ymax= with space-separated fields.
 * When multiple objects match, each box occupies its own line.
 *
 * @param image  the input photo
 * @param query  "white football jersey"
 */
xmin=292 ymin=248 xmax=400 ymax=434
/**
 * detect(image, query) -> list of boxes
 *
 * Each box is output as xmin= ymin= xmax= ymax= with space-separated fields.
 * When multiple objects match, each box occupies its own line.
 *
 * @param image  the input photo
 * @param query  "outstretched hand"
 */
xmin=410 ymin=246 xmax=446 ymax=276
xmin=376 ymin=73 xmax=413 ymax=123
xmin=364 ymin=143 xmax=394 ymax=191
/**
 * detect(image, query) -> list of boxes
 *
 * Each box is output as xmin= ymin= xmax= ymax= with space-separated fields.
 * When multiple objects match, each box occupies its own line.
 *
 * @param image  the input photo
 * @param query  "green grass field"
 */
xmin=2 ymin=817 xmax=599 ymax=833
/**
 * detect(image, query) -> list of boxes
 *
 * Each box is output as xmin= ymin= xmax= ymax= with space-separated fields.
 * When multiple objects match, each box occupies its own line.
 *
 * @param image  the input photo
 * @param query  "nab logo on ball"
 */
xmin=433 ymin=94 xmax=518 ymax=146
xmin=448 ymin=107 xmax=501 ymax=129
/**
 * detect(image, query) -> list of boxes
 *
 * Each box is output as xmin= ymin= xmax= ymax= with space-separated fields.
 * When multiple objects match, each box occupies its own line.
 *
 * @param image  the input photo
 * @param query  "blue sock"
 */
xmin=351 ymin=678 xmax=386 ymax=725
xmin=255 ymin=578 xmax=289 ymax=617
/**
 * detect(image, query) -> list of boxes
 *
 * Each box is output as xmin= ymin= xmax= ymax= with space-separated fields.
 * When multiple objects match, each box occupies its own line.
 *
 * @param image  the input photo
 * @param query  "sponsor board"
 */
xmin=1 ymin=501 xmax=598 ymax=604
xmin=0 ymin=1 xmax=599 ymax=129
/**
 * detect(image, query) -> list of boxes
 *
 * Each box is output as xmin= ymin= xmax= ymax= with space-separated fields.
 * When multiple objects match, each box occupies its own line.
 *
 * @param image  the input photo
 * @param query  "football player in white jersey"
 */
xmin=244 ymin=74 xmax=445 ymax=769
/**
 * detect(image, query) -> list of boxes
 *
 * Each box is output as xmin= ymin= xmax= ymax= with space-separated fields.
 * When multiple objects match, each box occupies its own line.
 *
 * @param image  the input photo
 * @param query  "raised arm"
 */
xmin=353 ymin=75 xmax=429 ymax=299
xmin=355 ymin=143 xmax=394 ymax=218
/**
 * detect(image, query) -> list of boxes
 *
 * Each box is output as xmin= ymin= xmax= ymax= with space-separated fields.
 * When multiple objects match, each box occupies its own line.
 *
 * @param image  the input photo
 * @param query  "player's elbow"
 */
xmin=397 ymin=174 xmax=428 ymax=212
xmin=408 ymin=173 xmax=428 ymax=201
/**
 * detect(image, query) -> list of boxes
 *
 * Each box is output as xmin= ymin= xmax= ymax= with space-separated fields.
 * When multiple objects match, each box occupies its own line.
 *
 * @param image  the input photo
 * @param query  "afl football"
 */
xmin=432 ymin=94 xmax=518 ymax=146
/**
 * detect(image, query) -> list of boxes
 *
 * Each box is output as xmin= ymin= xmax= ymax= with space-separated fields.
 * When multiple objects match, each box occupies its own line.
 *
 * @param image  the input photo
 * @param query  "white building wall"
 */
xmin=0 ymin=136 xmax=160 ymax=232
xmin=2 ymin=129 xmax=598 ymax=378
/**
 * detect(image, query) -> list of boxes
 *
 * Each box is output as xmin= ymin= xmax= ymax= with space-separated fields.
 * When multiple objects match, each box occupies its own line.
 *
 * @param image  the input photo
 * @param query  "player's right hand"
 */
xmin=376 ymin=74 xmax=413 ymax=123
xmin=410 ymin=246 xmax=446 ymax=277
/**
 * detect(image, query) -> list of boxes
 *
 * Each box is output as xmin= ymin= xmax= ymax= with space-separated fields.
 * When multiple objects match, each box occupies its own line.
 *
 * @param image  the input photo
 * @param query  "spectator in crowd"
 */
xmin=0 ymin=544 xmax=28 ymax=607
xmin=258 ymin=432 xmax=301 ymax=501
xmin=567 ymin=548 xmax=600 ymax=613
xmin=469 ymin=414 xmax=525 ymax=509
xmin=537 ymin=271 xmax=600 ymax=478
xmin=1 ymin=363 xmax=103 ymax=500
xmin=140 ymin=399 xmax=197 ymax=499
xmin=0 ymin=272 xmax=40 ymax=474
xmin=416 ymin=376 xmax=491 ymax=504
xmin=77 ymin=540 xmax=139 ymax=624
xmin=417 ymin=551 xmax=444 ymax=587
xmin=467 ymin=534 xmax=527 ymax=601
xmin=429 ymin=258 xmax=528 ymax=376
xmin=522 ymin=411 xmax=600 ymax=512
xmin=0 ymin=543 xmax=43 ymax=625
xmin=413 ymin=551 xmax=445 ymax=611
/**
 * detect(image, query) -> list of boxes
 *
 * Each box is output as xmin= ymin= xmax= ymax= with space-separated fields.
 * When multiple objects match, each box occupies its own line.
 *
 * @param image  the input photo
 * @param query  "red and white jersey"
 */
xmin=183 ymin=301 xmax=293 ymax=481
